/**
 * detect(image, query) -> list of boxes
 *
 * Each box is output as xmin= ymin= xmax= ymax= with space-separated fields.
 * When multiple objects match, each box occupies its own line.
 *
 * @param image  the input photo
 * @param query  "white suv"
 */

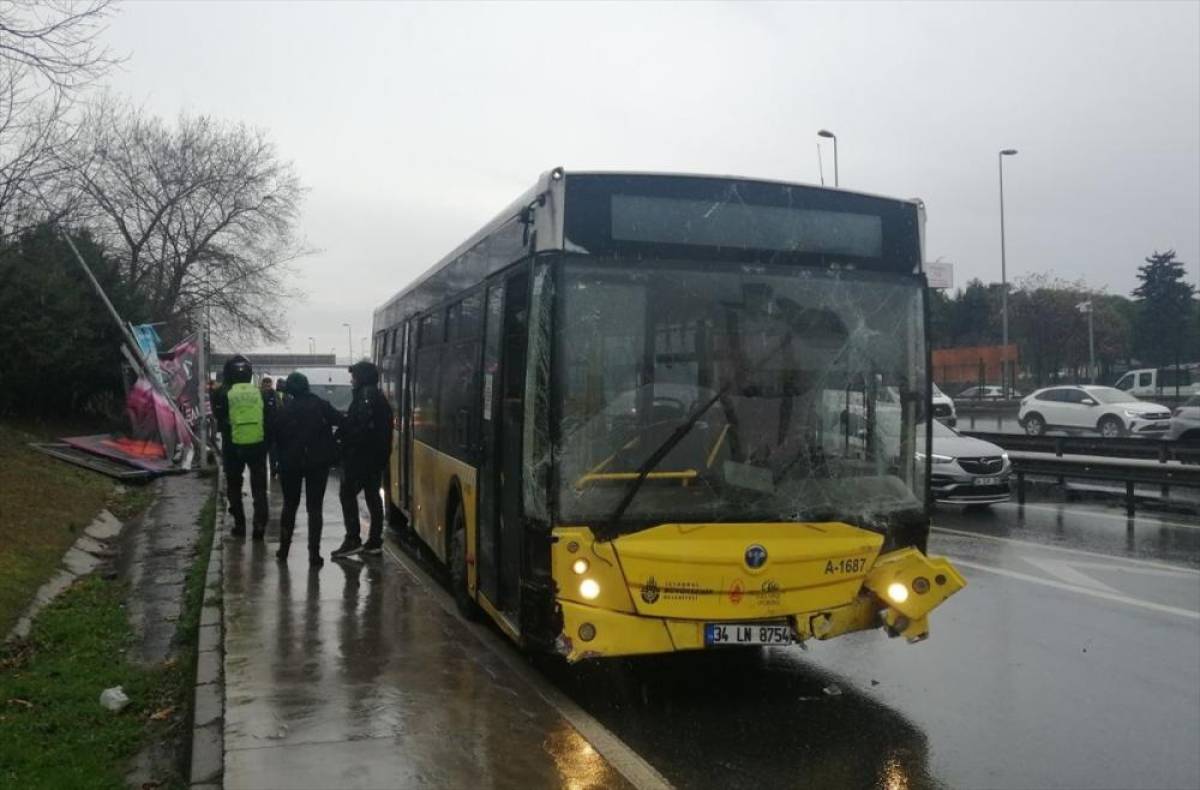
xmin=931 ymin=383 xmax=957 ymax=427
xmin=1018 ymin=385 xmax=1172 ymax=438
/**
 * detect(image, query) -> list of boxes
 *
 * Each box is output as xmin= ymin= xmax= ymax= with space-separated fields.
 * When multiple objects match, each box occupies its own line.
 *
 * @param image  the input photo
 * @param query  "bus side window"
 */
xmin=414 ymin=313 xmax=442 ymax=445
xmin=439 ymin=293 xmax=484 ymax=459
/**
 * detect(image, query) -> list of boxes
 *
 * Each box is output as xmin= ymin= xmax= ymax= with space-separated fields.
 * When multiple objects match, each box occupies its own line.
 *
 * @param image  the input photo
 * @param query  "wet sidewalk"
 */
xmin=221 ymin=473 xmax=632 ymax=789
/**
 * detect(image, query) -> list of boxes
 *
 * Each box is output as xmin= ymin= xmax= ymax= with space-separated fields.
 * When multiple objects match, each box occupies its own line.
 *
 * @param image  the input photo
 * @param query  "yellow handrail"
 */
xmin=575 ymin=469 xmax=698 ymax=489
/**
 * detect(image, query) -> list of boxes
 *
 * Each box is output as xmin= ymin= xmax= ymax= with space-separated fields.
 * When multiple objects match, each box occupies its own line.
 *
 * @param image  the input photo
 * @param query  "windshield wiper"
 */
xmin=594 ymin=325 xmax=797 ymax=541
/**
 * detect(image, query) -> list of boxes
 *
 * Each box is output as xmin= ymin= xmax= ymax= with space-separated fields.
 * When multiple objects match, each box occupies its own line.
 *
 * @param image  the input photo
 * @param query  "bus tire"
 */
xmin=449 ymin=499 xmax=479 ymax=620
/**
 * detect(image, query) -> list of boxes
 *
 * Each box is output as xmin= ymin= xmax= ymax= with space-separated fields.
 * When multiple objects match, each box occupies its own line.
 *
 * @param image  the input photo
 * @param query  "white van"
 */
xmin=291 ymin=366 xmax=354 ymax=412
xmin=1113 ymin=367 xmax=1200 ymax=398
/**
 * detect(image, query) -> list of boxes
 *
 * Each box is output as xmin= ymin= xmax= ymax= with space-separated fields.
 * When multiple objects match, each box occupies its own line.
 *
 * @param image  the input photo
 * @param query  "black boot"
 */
xmin=309 ymin=548 xmax=324 ymax=568
xmin=252 ymin=526 xmax=265 ymax=541
xmin=332 ymin=537 xmax=362 ymax=559
xmin=231 ymin=522 xmax=246 ymax=537
xmin=275 ymin=542 xmax=290 ymax=561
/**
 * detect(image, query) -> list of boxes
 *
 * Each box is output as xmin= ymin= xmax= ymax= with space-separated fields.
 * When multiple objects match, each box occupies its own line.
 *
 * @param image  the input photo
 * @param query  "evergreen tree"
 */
xmin=0 ymin=222 xmax=146 ymax=416
xmin=1132 ymin=250 xmax=1197 ymax=369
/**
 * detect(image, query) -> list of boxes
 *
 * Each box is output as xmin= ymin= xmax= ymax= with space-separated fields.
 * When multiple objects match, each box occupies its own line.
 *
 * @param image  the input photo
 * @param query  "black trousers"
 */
xmin=225 ymin=442 xmax=268 ymax=529
xmin=280 ymin=466 xmax=330 ymax=551
xmin=339 ymin=464 xmax=383 ymax=543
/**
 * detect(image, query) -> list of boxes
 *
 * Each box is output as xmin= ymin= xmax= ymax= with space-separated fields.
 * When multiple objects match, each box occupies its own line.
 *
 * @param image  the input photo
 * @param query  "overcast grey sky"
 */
xmin=101 ymin=1 xmax=1199 ymax=357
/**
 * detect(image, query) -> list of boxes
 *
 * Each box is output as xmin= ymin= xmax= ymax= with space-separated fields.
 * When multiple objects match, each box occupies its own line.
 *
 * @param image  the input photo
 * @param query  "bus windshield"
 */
xmin=554 ymin=259 xmax=927 ymax=532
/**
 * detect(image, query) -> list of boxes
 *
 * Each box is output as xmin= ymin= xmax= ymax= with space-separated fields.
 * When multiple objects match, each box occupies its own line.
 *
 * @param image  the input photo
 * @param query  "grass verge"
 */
xmin=0 ymin=490 xmax=217 ymax=789
xmin=0 ymin=421 xmax=155 ymax=634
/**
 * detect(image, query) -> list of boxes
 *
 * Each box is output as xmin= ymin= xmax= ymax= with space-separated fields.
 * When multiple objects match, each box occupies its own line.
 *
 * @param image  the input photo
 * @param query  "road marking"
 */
xmin=952 ymin=558 xmax=1200 ymax=621
xmin=995 ymin=502 xmax=1200 ymax=532
xmin=1022 ymin=556 xmax=1119 ymax=593
xmin=932 ymin=526 xmax=1200 ymax=575
xmin=383 ymin=541 xmax=673 ymax=790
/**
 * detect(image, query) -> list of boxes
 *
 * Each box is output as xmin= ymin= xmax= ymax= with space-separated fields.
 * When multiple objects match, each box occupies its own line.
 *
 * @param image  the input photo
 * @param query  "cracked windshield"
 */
xmin=557 ymin=262 xmax=925 ymax=528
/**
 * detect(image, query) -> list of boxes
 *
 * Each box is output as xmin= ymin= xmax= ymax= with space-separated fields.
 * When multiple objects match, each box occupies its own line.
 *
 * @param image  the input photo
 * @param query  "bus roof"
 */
xmin=372 ymin=169 xmax=926 ymax=327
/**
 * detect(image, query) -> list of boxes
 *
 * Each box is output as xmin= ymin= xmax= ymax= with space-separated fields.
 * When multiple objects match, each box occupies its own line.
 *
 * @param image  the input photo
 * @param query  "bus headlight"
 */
xmin=886 ymin=582 xmax=909 ymax=604
xmin=579 ymin=579 xmax=601 ymax=600
xmin=572 ymin=559 xmax=589 ymax=575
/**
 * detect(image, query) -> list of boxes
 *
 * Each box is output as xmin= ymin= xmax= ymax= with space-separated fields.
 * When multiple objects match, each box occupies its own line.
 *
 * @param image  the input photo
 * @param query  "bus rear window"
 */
xmin=611 ymin=194 xmax=883 ymax=258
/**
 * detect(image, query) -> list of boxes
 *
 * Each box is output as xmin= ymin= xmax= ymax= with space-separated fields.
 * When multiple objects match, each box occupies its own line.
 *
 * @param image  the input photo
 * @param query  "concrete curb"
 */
xmin=190 ymin=468 xmax=225 ymax=788
xmin=5 ymin=508 xmax=125 ymax=642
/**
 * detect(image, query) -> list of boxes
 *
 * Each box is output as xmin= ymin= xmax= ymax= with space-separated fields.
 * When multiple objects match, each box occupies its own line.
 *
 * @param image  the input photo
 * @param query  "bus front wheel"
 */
xmin=449 ymin=501 xmax=479 ymax=620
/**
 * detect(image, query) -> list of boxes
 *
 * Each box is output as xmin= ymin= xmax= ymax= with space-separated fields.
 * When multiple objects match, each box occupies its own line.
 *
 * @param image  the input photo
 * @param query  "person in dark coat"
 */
xmin=332 ymin=361 xmax=394 ymax=558
xmin=260 ymin=377 xmax=280 ymax=477
xmin=212 ymin=355 xmax=271 ymax=538
xmin=274 ymin=371 xmax=343 ymax=567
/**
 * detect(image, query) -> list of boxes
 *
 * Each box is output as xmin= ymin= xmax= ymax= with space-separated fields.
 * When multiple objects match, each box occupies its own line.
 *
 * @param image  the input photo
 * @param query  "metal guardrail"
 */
xmin=962 ymin=431 xmax=1200 ymax=464
xmin=1007 ymin=454 xmax=1200 ymax=515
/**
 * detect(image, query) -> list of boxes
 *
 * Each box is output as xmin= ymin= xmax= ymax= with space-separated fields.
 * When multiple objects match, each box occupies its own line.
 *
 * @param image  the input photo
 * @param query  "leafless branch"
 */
xmin=63 ymin=99 xmax=311 ymax=345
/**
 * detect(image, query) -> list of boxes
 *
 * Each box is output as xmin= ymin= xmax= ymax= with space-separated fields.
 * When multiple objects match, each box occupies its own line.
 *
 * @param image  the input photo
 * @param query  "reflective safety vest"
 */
xmin=227 ymin=383 xmax=265 ymax=445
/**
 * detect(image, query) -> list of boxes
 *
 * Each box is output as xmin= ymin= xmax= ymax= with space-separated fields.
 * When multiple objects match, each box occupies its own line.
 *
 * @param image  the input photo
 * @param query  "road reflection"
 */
xmin=538 ymin=648 xmax=942 ymax=789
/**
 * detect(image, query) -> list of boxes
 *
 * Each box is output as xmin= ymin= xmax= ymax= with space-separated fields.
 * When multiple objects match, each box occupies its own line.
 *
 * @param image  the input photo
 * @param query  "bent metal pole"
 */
xmin=57 ymin=228 xmax=201 ymax=458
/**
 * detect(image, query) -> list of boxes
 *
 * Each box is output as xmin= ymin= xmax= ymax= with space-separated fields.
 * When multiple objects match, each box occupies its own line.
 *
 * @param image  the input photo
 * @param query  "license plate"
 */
xmin=975 ymin=476 xmax=1000 ymax=486
xmin=705 ymin=622 xmax=792 ymax=647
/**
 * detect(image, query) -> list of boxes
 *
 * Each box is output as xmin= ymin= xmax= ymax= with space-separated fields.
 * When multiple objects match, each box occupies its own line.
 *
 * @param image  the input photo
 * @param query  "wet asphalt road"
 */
xmin=223 ymin=474 xmax=1200 ymax=789
xmin=537 ymin=498 xmax=1200 ymax=790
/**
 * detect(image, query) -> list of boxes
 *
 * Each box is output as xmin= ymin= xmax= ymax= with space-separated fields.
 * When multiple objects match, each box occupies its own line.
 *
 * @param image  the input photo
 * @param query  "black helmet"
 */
xmin=348 ymin=360 xmax=379 ymax=387
xmin=224 ymin=355 xmax=253 ymax=384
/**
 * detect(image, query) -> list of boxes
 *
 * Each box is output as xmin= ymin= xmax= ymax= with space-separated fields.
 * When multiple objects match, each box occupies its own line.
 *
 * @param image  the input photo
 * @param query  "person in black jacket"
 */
xmin=274 ymin=371 xmax=344 ymax=568
xmin=333 ymin=361 xmax=394 ymax=558
xmin=260 ymin=377 xmax=280 ymax=477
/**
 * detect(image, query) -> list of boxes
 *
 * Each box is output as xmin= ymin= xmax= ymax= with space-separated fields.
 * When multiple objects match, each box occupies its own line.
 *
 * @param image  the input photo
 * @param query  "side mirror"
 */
xmin=1081 ymin=398 xmax=1097 ymax=406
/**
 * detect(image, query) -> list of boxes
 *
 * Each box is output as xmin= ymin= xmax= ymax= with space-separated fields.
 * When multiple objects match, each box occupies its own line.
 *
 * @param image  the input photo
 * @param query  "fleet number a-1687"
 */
xmin=824 ymin=557 xmax=867 ymax=575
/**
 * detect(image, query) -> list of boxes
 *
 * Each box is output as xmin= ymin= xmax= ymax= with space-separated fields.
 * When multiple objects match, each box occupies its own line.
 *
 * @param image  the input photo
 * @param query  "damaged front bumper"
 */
xmin=554 ymin=546 xmax=966 ymax=662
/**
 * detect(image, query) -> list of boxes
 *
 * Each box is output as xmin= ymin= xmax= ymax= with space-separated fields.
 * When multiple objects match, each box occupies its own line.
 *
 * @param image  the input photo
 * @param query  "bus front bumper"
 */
xmin=554 ymin=548 xmax=965 ymax=662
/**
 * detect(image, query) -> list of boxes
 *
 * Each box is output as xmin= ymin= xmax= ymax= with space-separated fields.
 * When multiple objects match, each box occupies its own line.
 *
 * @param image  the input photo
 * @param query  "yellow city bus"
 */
xmin=372 ymin=169 xmax=964 ymax=661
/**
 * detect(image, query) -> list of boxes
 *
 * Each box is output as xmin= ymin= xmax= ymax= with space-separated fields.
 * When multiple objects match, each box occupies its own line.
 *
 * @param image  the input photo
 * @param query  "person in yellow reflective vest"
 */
xmin=212 ymin=355 xmax=272 ymax=538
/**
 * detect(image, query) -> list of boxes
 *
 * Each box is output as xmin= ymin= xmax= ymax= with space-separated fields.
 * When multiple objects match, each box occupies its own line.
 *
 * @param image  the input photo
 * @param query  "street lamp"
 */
xmin=1076 ymin=299 xmax=1096 ymax=383
xmin=998 ymin=148 xmax=1018 ymax=396
xmin=817 ymin=129 xmax=838 ymax=187
xmin=342 ymin=322 xmax=352 ymax=362
xmin=307 ymin=336 xmax=315 ymax=354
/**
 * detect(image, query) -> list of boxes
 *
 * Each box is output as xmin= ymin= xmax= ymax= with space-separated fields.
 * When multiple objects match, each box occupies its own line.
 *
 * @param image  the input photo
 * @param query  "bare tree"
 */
xmin=0 ymin=1 xmax=116 ymax=91
xmin=0 ymin=0 xmax=117 ymax=235
xmin=66 ymin=99 xmax=309 ymax=345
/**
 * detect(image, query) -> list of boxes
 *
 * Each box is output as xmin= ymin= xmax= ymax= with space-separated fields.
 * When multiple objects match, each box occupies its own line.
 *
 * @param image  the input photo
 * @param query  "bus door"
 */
xmin=399 ymin=320 xmax=414 ymax=510
xmin=476 ymin=270 xmax=529 ymax=619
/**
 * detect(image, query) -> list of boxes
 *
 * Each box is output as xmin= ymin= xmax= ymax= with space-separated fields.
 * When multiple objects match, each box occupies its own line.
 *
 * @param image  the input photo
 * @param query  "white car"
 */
xmin=1018 ymin=385 xmax=1172 ymax=438
xmin=1167 ymin=395 xmax=1200 ymax=444
xmin=957 ymin=385 xmax=1008 ymax=401
xmin=931 ymin=383 xmax=957 ymax=427
xmin=925 ymin=420 xmax=1012 ymax=506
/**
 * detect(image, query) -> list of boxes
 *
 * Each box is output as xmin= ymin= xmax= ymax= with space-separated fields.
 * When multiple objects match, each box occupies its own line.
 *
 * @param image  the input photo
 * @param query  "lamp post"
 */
xmin=818 ymin=129 xmax=838 ymax=187
xmin=307 ymin=336 xmax=315 ymax=354
xmin=342 ymin=322 xmax=352 ymax=362
xmin=998 ymin=148 xmax=1018 ymax=395
xmin=1076 ymin=299 xmax=1096 ymax=384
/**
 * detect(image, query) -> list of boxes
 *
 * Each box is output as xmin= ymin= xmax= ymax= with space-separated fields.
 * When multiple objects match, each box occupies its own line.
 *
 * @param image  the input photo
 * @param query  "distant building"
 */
xmin=209 ymin=352 xmax=337 ymax=379
xmin=932 ymin=344 xmax=1018 ymax=389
